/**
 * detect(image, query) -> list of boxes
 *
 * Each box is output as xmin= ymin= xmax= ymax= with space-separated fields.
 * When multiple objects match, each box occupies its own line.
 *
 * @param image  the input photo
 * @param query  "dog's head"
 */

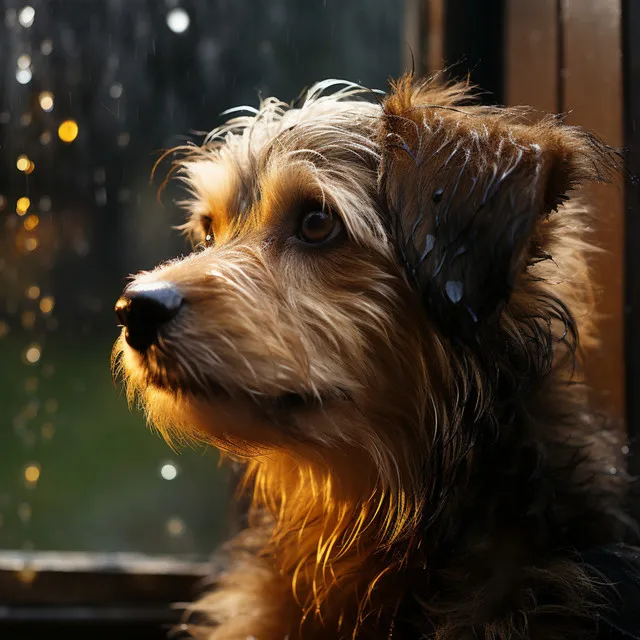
xmin=113 ymin=74 xmax=613 ymax=491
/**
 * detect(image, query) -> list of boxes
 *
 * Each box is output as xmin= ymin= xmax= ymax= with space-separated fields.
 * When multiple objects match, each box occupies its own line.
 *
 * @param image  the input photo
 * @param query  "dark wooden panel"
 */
xmin=623 ymin=0 xmax=640 ymax=448
xmin=403 ymin=0 xmax=444 ymax=75
xmin=403 ymin=0 xmax=429 ymax=74
xmin=444 ymin=0 xmax=504 ymax=103
xmin=426 ymin=0 xmax=445 ymax=73
xmin=562 ymin=0 xmax=625 ymax=420
xmin=505 ymin=0 xmax=559 ymax=112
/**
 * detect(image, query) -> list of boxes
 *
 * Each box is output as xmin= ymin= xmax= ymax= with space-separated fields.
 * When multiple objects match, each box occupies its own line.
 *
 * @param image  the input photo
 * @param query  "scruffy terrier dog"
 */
xmin=113 ymin=74 xmax=640 ymax=639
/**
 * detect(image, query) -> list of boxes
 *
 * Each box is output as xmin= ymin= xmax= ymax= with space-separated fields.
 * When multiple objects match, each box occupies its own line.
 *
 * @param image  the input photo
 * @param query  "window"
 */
xmin=0 ymin=0 xmax=401 ymax=634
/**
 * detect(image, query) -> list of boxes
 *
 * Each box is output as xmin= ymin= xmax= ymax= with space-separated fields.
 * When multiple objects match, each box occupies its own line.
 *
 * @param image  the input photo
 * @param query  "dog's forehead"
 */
xmin=182 ymin=97 xmax=383 ymax=238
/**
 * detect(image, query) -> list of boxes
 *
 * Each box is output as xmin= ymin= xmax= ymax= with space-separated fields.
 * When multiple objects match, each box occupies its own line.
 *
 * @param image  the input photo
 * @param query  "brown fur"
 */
xmin=113 ymin=74 xmax=635 ymax=639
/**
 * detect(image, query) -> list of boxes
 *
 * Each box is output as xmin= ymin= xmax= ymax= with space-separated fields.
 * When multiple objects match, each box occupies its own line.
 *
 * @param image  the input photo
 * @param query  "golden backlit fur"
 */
xmin=113 ymin=74 xmax=636 ymax=639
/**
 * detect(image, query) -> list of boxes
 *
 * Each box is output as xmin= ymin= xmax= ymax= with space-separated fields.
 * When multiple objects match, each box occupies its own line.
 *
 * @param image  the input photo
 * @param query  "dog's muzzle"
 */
xmin=115 ymin=283 xmax=183 ymax=353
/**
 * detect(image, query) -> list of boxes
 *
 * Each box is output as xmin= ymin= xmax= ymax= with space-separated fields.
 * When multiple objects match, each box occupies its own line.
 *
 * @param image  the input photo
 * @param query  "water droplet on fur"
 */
xmin=420 ymin=234 xmax=435 ymax=260
xmin=609 ymin=467 xmax=618 ymax=475
xmin=445 ymin=280 xmax=464 ymax=304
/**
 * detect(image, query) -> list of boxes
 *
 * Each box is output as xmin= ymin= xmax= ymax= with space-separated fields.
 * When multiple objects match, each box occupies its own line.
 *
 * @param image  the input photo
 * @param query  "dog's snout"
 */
xmin=115 ymin=283 xmax=184 ymax=352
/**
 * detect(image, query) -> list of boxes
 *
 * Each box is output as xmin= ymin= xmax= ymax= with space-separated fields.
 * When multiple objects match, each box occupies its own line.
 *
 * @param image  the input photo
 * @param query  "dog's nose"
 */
xmin=115 ymin=283 xmax=183 ymax=352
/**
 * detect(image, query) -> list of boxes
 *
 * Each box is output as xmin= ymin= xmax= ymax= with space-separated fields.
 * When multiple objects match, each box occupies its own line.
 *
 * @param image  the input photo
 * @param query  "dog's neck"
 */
xmin=240 ymin=372 xmax=629 ymax=637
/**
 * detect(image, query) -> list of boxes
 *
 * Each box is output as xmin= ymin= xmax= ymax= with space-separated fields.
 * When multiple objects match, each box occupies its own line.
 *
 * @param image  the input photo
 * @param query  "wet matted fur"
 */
xmin=113 ymin=74 xmax=639 ymax=639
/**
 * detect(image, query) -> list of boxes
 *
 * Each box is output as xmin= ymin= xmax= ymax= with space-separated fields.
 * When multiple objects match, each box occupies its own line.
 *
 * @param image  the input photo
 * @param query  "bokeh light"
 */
xmin=58 ymin=119 xmax=79 ymax=143
xmin=17 ymin=503 xmax=32 ymax=523
xmin=41 ymin=423 xmax=55 ymax=440
xmin=16 ymin=155 xmax=30 ymax=171
xmin=39 ymin=91 xmax=54 ymax=112
xmin=166 ymin=517 xmax=186 ymax=537
xmin=26 ymin=286 xmax=40 ymax=300
xmin=166 ymin=8 xmax=190 ymax=33
xmin=16 ymin=196 xmax=30 ymax=215
xmin=39 ymin=296 xmax=55 ymax=314
xmin=23 ymin=214 xmax=39 ymax=231
xmin=17 ymin=54 xmax=31 ymax=70
xmin=18 ymin=6 xmax=35 ymax=28
xmin=24 ymin=344 xmax=41 ymax=364
xmin=160 ymin=462 xmax=178 ymax=480
xmin=24 ymin=463 xmax=41 ymax=485
xmin=16 ymin=68 xmax=32 ymax=84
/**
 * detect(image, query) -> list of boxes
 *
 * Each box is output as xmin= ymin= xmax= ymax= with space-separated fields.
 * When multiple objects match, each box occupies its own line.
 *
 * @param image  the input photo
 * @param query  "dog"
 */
xmin=113 ymin=74 xmax=640 ymax=639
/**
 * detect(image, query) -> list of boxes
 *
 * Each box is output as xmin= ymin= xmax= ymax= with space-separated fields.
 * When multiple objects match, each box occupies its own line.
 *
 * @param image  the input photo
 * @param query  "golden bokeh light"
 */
xmin=41 ymin=423 xmax=55 ymax=440
xmin=39 ymin=91 xmax=54 ymax=112
xmin=16 ymin=155 xmax=30 ymax=171
xmin=26 ymin=285 xmax=40 ymax=299
xmin=16 ymin=196 xmax=30 ymax=215
xmin=167 ymin=517 xmax=186 ymax=537
xmin=25 ymin=237 xmax=38 ymax=251
xmin=39 ymin=296 xmax=55 ymax=314
xmin=18 ymin=502 xmax=32 ymax=523
xmin=24 ymin=214 xmax=39 ymax=231
xmin=16 ymin=567 xmax=37 ymax=585
xmin=21 ymin=311 xmax=36 ymax=329
xmin=0 ymin=320 xmax=9 ymax=338
xmin=24 ymin=464 xmax=40 ymax=484
xmin=24 ymin=344 xmax=41 ymax=364
xmin=58 ymin=119 xmax=79 ymax=143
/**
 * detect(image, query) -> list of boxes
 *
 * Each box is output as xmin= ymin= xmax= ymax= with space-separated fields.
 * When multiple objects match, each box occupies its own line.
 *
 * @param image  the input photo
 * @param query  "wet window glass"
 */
xmin=0 ymin=0 xmax=401 ymax=558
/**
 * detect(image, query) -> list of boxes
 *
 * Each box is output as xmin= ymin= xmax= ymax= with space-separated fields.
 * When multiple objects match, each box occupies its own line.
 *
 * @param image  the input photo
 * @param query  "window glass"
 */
xmin=0 ymin=0 xmax=401 ymax=557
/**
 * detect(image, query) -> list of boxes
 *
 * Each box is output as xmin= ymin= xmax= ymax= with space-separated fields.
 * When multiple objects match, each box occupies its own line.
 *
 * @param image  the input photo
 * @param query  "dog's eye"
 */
xmin=298 ymin=210 xmax=340 ymax=244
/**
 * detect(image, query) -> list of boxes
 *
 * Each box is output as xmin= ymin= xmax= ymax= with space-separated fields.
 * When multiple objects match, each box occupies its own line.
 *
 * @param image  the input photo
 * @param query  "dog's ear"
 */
xmin=377 ymin=74 xmax=616 ymax=341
